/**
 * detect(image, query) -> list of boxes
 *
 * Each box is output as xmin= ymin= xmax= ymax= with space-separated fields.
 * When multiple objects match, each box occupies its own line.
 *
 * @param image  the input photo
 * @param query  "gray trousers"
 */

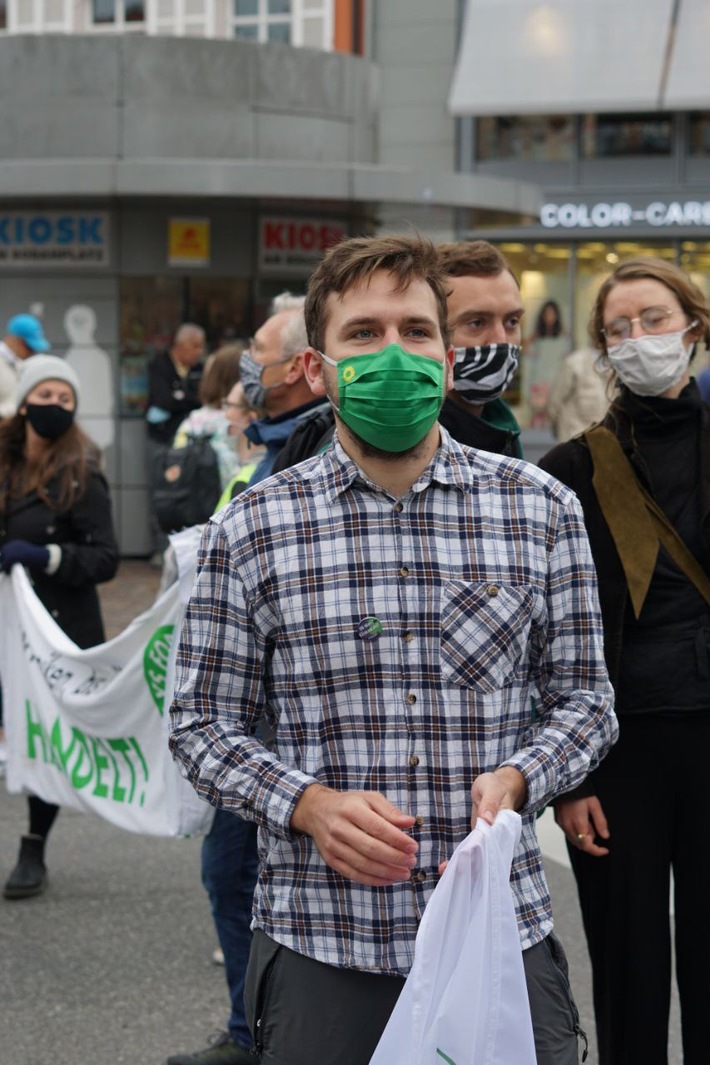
xmin=245 ymin=928 xmax=584 ymax=1065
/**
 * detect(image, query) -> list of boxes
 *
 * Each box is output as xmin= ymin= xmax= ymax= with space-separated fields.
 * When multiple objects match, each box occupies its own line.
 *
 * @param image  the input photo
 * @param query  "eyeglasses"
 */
xmin=602 ymin=306 xmax=684 ymax=344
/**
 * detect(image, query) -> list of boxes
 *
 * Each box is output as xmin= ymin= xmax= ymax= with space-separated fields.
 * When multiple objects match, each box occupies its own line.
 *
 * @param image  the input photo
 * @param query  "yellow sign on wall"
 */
xmin=168 ymin=218 xmax=210 ymax=267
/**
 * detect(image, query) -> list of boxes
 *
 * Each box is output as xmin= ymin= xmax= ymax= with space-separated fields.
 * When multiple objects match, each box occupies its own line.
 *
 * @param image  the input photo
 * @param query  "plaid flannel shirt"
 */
xmin=170 ymin=428 xmax=617 ymax=973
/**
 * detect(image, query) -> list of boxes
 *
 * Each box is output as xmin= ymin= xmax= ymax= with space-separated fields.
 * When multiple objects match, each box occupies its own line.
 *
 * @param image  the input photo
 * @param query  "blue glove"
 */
xmin=0 ymin=540 xmax=51 ymax=573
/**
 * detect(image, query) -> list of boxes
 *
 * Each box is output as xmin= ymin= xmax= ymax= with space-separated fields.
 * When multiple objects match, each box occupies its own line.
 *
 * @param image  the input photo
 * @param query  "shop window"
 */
xmin=498 ymin=243 xmax=572 ymax=430
xmin=689 ymin=113 xmax=710 ymax=156
xmin=119 ymin=277 xmax=250 ymax=417
xmin=188 ymin=278 xmax=250 ymax=351
xmin=581 ymin=113 xmax=671 ymax=158
xmin=92 ymin=0 xmax=144 ymax=24
xmin=120 ymin=278 xmax=183 ymax=417
xmin=233 ymin=0 xmax=331 ymax=49
xmin=476 ymin=115 xmax=574 ymax=163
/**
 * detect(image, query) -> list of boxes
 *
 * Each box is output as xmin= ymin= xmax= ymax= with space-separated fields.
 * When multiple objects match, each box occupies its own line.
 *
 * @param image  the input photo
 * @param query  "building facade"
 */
xmin=444 ymin=0 xmax=710 ymax=428
xmin=0 ymin=4 xmax=536 ymax=552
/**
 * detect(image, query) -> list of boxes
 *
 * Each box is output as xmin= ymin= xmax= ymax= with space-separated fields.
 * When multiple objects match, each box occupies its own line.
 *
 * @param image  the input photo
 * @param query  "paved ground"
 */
xmin=1 ymin=560 xmax=683 ymax=1064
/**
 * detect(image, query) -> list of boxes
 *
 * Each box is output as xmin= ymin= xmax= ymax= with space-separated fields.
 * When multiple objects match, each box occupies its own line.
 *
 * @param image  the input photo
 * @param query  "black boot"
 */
xmin=3 ymin=834 xmax=47 ymax=899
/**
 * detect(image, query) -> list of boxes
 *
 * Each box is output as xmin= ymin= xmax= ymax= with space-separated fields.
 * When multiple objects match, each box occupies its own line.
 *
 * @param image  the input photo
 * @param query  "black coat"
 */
xmin=539 ymin=398 xmax=710 ymax=689
xmin=2 ymin=469 xmax=119 ymax=649
xmin=146 ymin=352 xmax=202 ymax=444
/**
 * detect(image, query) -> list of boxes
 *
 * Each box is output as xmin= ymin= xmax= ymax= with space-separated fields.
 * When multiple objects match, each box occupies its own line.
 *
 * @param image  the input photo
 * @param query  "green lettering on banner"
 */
xmin=69 ymin=727 xmax=94 ymax=790
xmin=25 ymin=700 xmax=49 ymax=761
xmin=90 ymin=736 xmax=110 ymax=799
xmin=23 ymin=701 xmax=150 ymax=807
xmin=143 ymin=624 xmax=175 ymax=715
xmin=108 ymin=738 xmax=137 ymax=804
xmin=50 ymin=716 xmax=76 ymax=772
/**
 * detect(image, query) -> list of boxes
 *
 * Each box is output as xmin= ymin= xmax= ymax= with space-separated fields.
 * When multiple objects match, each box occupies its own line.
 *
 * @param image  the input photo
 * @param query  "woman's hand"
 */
xmin=554 ymin=795 xmax=610 ymax=857
xmin=0 ymin=540 xmax=50 ymax=573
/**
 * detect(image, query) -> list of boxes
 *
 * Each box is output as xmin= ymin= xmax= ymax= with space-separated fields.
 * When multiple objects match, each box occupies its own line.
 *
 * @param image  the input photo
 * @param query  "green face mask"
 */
xmin=319 ymin=343 xmax=446 ymax=453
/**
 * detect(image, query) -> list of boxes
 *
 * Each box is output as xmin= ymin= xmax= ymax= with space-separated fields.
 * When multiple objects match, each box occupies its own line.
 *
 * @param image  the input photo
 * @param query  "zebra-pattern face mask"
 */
xmin=452 ymin=343 xmax=520 ymax=403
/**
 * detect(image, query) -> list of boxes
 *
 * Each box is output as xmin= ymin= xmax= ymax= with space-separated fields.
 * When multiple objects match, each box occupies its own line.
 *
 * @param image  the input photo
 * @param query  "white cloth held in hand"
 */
xmin=369 ymin=809 xmax=536 ymax=1065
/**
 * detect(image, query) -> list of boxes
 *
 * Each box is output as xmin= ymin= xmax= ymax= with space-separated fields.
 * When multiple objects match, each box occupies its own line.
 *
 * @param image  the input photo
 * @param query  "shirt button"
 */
xmin=414 ymin=871 xmax=426 ymax=883
xmin=406 ymin=693 xmax=417 ymax=705
xmin=414 ymin=815 xmax=424 ymax=826
xmin=487 ymin=584 xmax=499 ymax=597
xmin=46 ymin=525 xmax=56 ymax=535
xmin=51 ymin=609 xmax=60 ymax=618
xmin=403 ymin=631 xmax=414 ymax=643
xmin=409 ymin=754 xmax=420 ymax=767
xmin=399 ymin=566 xmax=410 ymax=577
xmin=394 ymin=502 xmax=403 ymax=513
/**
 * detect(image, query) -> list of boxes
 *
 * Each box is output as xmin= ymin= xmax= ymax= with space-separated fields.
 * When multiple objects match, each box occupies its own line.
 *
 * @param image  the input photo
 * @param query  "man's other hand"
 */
xmin=291 ymin=783 xmax=418 ymax=887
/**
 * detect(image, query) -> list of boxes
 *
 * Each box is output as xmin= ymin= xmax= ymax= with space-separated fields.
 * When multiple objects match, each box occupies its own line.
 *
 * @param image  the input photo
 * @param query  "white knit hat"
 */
xmin=15 ymin=354 xmax=81 ymax=409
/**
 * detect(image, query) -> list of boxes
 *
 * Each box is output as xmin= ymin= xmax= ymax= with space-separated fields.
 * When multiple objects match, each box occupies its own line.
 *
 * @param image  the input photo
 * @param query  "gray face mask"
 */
xmin=239 ymin=350 xmax=269 ymax=409
xmin=606 ymin=323 xmax=696 ymax=396
xmin=239 ymin=350 xmax=292 ymax=409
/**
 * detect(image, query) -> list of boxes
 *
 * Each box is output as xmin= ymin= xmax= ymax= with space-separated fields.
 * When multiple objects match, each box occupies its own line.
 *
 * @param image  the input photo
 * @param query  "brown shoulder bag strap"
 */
xmin=585 ymin=425 xmax=710 ymax=616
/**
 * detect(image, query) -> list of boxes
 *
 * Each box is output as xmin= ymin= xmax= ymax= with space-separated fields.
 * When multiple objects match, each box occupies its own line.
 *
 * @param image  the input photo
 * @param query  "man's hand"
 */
xmin=470 ymin=767 xmax=527 ymax=828
xmin=291 ymin=783 xmax=418 ymax=887
xmin=438 ymin=768 xmax=527 ymax=876
xmin=554 ymin=795 xmax=610 ymax=857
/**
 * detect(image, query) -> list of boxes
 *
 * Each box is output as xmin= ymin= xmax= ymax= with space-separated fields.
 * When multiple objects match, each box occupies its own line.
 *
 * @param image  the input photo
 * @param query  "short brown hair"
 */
xmin=305 ymin=234 xmax=450 ymax=352
xmin=591 ymin=257 xmax=710 ymax=352
xmin=198 ymin=344 xmax=244 ymax=407
xmin=436 ymin=240 xmax=518 ymax=285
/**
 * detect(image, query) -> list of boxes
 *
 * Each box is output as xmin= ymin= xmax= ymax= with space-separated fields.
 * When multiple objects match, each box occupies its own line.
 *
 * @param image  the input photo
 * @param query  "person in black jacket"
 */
xmin=0 ymin=355 xmax=119 ymax=899
xmin=145 ymin=324 xmax=205 ymax=562
xmin=539 ymin=258 xmax=710 ymax=1065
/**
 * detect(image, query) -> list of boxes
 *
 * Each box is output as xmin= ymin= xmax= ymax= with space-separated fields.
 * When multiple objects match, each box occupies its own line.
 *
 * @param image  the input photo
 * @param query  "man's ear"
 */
xmin=303 ymin=348 xmax=327 ymax=397
xmin=283 ymin=351 xmax=306 ymax=384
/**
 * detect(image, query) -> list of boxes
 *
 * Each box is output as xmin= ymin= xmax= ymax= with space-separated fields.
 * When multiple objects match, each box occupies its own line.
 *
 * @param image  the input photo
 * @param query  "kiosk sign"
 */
xmin=259 ymin=216 xmax=346 ymax=273
xmin=0 ymin=211 xmax=110 ymax=267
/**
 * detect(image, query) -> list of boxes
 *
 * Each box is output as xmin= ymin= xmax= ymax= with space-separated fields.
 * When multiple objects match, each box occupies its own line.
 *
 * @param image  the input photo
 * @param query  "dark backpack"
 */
xmin=153 ymin=434 xmax=222 ymax=533
xmin=270 ymin=406 xmax=336 ymax=475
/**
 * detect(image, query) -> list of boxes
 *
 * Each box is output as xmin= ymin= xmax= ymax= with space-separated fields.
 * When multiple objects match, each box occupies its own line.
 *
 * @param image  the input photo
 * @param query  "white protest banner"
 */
xmin=0 ymin=556 xmax=208 ymax=837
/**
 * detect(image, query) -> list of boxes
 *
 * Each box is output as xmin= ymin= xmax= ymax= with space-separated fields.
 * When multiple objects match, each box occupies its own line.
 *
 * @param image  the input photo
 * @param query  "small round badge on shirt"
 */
xmin=358 ymin=616 xmax=383 ymax=641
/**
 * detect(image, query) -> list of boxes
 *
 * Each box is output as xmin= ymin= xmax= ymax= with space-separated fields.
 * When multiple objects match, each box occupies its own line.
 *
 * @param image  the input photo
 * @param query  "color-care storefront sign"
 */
xmin=0 ymin=565 xmax=208 ymax=837
xmin=541 ymin=198 xmax=710 ymax=231
xmin=0 ymin=210 xmax=110 ymax=267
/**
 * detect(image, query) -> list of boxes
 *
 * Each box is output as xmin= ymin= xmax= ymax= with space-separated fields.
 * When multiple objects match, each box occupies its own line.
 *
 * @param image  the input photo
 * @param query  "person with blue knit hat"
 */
xmin=0 ymin=312 xmax=51 ymax=418
xmin=0 ymin=353 xmax=119 ymax=899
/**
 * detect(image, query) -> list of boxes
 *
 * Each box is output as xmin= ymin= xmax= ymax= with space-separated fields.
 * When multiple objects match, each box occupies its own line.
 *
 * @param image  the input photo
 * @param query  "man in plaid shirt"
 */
xmin=170 ymin=234 xmax=617 ymax=1065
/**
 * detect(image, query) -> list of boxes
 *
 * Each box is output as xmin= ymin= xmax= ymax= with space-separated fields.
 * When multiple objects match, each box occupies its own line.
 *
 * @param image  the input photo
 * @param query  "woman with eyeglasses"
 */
xmin=539 ymin=258 xmax=710 ymax=1065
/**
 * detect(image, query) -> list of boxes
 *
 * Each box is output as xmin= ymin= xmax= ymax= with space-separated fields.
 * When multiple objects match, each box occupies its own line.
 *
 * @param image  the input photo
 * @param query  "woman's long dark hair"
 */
xmin=0 ymin=414 xmax=100 ymax=514
xmin=535 ymin=300 xmax=563 ymax=338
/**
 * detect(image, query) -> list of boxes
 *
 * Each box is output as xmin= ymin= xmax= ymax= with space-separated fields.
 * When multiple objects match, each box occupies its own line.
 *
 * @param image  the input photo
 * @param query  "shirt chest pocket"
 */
xmin=441 ymin=580 xmax=534 ymax=693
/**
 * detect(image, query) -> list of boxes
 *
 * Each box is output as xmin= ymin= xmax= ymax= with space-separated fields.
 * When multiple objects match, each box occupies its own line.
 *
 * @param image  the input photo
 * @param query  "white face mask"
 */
xmin=606 ymin=323 xmax=696 ymax=397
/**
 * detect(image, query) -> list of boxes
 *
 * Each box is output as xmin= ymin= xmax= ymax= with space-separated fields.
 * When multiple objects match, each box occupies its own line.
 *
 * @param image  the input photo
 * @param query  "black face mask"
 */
xmin=25 ymin=403 xmax=75 ymax=440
